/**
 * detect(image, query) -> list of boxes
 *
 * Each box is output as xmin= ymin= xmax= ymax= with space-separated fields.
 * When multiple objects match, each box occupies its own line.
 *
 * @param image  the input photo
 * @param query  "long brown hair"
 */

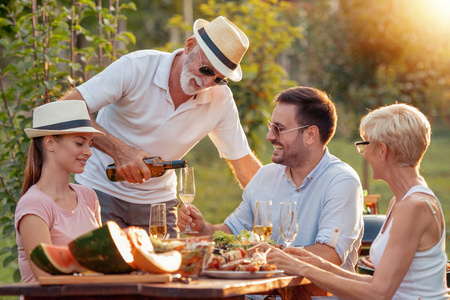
xmin=21 ymin=137 xmax=45 ymax=196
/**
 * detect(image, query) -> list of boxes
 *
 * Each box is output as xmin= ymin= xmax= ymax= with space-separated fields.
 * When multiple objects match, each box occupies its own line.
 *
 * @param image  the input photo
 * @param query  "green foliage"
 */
xmin=0 ymin=0 xmax=135 ymax=282
xmin=290 ymin=0 xmax=450 ymax=135
xmin=165 ymin=0 xmax=303 ymax=154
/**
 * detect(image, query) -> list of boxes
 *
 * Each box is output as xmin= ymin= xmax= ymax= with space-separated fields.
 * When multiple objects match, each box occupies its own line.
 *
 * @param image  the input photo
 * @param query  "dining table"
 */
xmin=0 ymin=273 xmax=330 ymax=300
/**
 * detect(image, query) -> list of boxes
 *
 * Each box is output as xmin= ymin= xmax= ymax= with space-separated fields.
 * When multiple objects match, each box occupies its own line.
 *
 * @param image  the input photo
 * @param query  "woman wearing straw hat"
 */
xmin=62 ymin=16 xmax=262 ymax=238
xmin=15 ymin=101 xmax=104 ymax=282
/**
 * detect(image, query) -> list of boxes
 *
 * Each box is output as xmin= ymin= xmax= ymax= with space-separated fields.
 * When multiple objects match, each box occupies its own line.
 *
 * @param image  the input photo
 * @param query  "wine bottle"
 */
xmin=106 ymin=156 xmax=187 ymax=182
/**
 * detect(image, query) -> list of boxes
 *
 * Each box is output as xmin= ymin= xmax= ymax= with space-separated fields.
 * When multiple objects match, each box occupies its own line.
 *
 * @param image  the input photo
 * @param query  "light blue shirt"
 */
xmin=224 ymin=148 xmax=364 ymax=270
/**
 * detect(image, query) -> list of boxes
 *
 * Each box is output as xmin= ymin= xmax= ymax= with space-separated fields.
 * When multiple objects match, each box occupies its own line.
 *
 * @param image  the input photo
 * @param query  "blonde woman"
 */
xmin=15 ymin=101 xmax=104 ymax=282
xmin=261 ymin=103 xmax=449 ymax=299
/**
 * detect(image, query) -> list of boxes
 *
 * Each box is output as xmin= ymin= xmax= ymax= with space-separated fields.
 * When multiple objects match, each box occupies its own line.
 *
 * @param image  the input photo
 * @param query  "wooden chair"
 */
xmin=363 ymin=194 xmax=381 ymax=215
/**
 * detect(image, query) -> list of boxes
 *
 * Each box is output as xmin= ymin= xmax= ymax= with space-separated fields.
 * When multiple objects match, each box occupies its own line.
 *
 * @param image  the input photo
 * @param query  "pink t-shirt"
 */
xmin=15 ymin=183 xmax=101 ymax=282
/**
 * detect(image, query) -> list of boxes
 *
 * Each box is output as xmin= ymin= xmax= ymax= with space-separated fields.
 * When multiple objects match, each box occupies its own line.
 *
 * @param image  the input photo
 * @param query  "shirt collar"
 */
xmin=283 ymin=147 xmax=331 ymax=188
xmin=154 ymin=48 xmax=183 ymax=91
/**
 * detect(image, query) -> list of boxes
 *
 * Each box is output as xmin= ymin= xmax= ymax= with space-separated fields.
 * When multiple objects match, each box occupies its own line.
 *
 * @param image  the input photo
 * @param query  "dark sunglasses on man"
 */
xmin=199 ymin=55 xmax=228 ymax=85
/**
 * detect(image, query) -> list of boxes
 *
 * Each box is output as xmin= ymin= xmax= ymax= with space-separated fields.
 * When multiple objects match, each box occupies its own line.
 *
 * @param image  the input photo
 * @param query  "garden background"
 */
xmin=0 ymin=0 xmax=449 ymax=285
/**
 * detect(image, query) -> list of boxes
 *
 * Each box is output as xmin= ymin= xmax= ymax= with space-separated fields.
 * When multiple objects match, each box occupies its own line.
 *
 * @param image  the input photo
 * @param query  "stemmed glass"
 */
xmin=178 ymin=167 xmax=198 ymax=234
xmin=253 ymin=201 xmax=273 ymax=242
xmin=279 ymin=202 xmax=298 ymax=248
xmin=149 ymin=203 xmax=167 ymax=240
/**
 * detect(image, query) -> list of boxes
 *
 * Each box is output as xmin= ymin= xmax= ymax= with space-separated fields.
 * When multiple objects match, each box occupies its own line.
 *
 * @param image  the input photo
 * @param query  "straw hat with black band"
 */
xmin=193 ymin=16 xmax=249 ymax=82
xmin=25 ymin=100 xmax=104 ymax=138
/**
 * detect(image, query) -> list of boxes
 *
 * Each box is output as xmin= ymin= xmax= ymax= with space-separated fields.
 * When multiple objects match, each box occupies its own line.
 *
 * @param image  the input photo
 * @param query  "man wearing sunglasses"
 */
xmin=62 ymin=16 xmax=262 ymax=238
xmin=179 ymin=86 xmax=364 ymax=273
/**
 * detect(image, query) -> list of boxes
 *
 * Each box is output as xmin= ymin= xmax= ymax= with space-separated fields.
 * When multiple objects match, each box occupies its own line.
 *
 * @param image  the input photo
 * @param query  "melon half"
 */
xmin=125 ymin=226 xmax=182 ymax=273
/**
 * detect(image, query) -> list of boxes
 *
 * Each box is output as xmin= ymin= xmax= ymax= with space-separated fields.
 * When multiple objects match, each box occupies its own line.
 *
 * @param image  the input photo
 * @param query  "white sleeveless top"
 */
xmin=370 ymin=185 xmax=449 ymax=299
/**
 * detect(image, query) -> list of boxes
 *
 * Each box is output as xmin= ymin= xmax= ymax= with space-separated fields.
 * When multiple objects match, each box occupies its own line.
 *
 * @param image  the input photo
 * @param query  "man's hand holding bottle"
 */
xmin=109 ymin=145 xmax=153 ymax=183
xmin=105 ymin=145 xmax=187 ymax=183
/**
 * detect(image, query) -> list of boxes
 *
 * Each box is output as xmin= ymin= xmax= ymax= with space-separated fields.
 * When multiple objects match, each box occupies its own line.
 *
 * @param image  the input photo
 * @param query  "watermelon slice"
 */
xmin=30 ymin=243 xmax=88 ymax=275
xmin=68 ymin=221 xmax=134 ymax=274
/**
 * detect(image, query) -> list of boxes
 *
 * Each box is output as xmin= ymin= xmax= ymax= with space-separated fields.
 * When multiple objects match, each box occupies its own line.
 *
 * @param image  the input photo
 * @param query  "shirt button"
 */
xmin=296 ymin=189 xmax=300 ymax=193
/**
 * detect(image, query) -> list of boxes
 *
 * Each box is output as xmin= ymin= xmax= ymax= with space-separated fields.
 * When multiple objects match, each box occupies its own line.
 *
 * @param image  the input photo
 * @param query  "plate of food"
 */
xmin=202 ymin=269 xmax=284 ymax=279
xmin=203 ymin=238 xmax=282 ymax=279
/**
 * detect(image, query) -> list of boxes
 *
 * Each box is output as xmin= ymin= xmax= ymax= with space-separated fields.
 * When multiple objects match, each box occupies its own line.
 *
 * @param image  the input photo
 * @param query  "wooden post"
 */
xmin=363 ymin=159 xmax=369 ymax=193
xmin=183 ymin=0 xmax=193 ymax=39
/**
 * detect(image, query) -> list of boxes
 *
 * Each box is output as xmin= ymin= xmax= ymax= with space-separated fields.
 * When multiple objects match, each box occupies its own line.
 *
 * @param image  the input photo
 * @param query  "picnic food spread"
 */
xmin=30 ymin=221 xmax=208 ymax=276
xmin=30 ymin=225 xmax=278 ymax=282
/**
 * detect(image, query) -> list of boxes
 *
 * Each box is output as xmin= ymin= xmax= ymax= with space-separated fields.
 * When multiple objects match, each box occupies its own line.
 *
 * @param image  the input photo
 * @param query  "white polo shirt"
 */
xmin=75 ymin=49 xmax=251 ymax=204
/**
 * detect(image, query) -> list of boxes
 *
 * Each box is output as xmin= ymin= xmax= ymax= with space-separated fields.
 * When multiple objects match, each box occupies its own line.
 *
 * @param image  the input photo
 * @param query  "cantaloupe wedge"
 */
xmin=133 ymin=249 xmax=182 ymax=274
xmin=125 ymin=226 xmax=182 ymax=273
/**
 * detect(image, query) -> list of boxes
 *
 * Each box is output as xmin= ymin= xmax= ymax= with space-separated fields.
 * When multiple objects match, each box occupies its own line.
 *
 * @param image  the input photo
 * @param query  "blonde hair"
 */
xmin=359 ymin=103 xmax=431 ymax=167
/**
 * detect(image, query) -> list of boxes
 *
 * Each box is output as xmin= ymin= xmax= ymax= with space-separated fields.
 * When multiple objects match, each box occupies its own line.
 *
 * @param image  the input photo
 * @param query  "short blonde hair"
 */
xmin=359 ymin=103 xmax=431 ymax=167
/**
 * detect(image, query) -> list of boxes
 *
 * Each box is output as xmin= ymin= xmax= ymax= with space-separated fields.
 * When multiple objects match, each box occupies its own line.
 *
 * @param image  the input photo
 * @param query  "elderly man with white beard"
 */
xmin=63 ymin=16 xmax=262 ymax=238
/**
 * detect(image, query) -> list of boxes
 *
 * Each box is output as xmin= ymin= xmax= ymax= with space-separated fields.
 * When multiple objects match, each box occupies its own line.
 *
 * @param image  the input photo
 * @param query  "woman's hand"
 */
xmin=254 ymin=244 xmax=306 ymax=276
xmin=255 ymin=244 xmax=328 ymax=276
xmin=284 ymin=246 xmax=328 ymax=270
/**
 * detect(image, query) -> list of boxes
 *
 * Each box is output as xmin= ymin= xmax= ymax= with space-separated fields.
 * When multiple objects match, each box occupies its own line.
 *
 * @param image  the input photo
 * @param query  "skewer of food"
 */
xmin=205 ymin=231 xmax=278 ymax=273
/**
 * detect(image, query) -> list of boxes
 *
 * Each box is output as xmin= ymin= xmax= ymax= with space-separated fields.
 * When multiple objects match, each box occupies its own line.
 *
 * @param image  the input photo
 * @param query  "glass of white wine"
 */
xmin=149 ymin=203 xmax=167 ymax=239
xmin=253 ymin=201 xmax=273 ymax=242
xmin=279 ymin=202 xmax=298 ymax=248
xmin=178 ymin=167 xmax=198 ymax=234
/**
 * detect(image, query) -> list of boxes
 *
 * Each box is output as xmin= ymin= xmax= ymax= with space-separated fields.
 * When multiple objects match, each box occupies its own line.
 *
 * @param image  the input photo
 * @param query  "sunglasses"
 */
xmin=355 ymin=141 xmax=370 ymax=154
xmin=199 ymin=56 xmax=228 ymax=85
xmin=268 ymin=120 xmax=311 ymax=138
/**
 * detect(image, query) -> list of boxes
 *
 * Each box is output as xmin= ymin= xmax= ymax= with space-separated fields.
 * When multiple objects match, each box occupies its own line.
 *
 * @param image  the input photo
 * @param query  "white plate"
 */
xmin=202 ymin=269 xmax=284 ymax=279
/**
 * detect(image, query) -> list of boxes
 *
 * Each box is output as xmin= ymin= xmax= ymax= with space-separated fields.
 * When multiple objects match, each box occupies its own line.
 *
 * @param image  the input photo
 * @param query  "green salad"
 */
xmin=212 ymin=230 xmax=236 ymax=248
xmin=213 ymin=229 xmax=276 ymax=249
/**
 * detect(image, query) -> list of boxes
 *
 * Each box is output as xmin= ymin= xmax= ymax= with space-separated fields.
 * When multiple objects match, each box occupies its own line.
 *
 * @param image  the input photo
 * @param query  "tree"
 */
xmin=0 ymin=0 xmax=136 ymax=281
xmin=292 ymin=0 xmax=450 ymax=131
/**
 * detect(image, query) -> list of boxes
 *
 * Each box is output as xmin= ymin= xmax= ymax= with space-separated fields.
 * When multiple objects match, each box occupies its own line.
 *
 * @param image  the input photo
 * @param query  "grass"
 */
xmin=1 ymin=125 xmax=448 ymax=287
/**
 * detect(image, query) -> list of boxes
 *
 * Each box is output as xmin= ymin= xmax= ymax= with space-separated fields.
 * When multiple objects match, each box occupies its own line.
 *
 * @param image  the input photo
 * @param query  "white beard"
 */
xmin=180 ymin=47 xmax=211 ymax=95
xmin=180 ymin=66 xmax=203 ymax=95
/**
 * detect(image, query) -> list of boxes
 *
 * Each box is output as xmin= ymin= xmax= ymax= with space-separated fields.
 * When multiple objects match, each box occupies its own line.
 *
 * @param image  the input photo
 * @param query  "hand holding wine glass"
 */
xmin=279 ymin=202 xmax=298 ymax=248
xmin=178 ymin=167 xmax=198 ymax=234
xmin=253 ymin=201 xmax=273 ymax=242
xmin=149 ymin=203 xmax=167 ymax=239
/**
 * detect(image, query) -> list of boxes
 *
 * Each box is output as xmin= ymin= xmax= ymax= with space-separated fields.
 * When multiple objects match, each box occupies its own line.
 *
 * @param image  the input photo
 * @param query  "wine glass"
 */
xmin=149 ymin=203 xmax=167 ymax=239
xmin=279 ymin=202 xmax=298 ymax=248
xmin=178 ymin=167 xmax=198 ymax=234
xmin=253 ymin=201 xmax=273 ymax=242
